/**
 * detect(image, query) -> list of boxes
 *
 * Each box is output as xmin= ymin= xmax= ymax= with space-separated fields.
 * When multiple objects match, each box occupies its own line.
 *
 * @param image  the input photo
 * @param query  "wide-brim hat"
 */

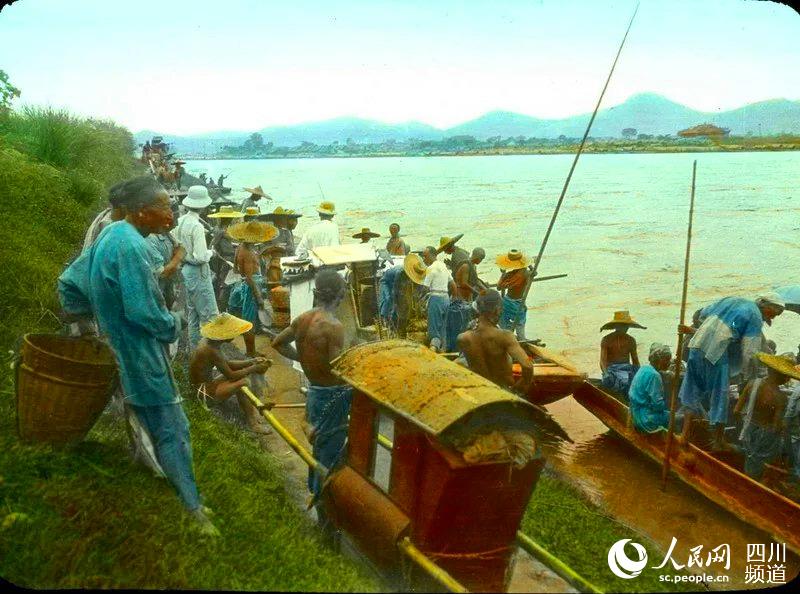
xmin=259 ymin=206 xmax=289 ymax=220
xmin=243 ymin=185 xmax=271 ymax=199
xmin=226 ymin=221 xmax=279 ymax=243
xmin=403 ymin=253 xmax=427 ymax=285
xmin=208 ymin=205 xmax=244 ymax=219
xmin=285 ymin=209 xmax=303 ymax=218
xmin=174 ymin=159 xmax=186 ymax=165
xmin=182 ymin=185 xmax=212 ymax=209
xmin=352 ymin=227 xmax=380 ymax=240
xmin=201 ymin=313 xmax=252 ymax=340
xmin=317 ymin=201 xmax=336 ymax=215
xmin=757 ymin=353 xmax=800 ymax=380
xmin=600 ymin=310 xmax=647 ymax=331
xmin=243 ymin=207 xmax=261 ymax=217
xmin=496 ymin=249 xmax=532 ymax=271
xmin=438 ymin=234 xmax=464 ymax=252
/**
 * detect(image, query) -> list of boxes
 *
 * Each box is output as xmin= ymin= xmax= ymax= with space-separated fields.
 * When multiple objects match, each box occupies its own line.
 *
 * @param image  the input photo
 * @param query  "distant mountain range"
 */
xmin=135 ymin=93 xmax=800 ymax=154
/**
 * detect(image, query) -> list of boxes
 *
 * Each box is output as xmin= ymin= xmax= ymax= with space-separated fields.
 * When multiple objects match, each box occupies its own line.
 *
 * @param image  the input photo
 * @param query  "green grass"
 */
xmin=523 ymin=470 xmax=696 ymax=593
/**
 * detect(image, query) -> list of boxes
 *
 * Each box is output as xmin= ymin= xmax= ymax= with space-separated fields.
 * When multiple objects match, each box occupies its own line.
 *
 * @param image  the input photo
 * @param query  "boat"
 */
xmin=518 ymin=343 xmax=587 ymax=405
xmin=572 ymin=379 xmax=800 ymax=553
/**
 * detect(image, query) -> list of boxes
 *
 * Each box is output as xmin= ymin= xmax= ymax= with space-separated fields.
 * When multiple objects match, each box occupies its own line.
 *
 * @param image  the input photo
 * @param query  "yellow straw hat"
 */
xmin=600 ymin=310 xmax=647 ymax=331
xmin=438 ymin=234 xmax=464 ymax=252
xmin=317 ymin=201 xmax=336 ymax=215
xmin=496 ymin=249 xmax=532 ymax=271
xmin=208 ymin=205 xmax=245 ymax=219
xmin=200 ymin=313 xmax=253 ymax=340
xmin=226 ymin=221 xmax=279 ymax=243
xmin=352 ymin=227 xmax=380 ymax=240
xmin=757 ymin=353 xmax=800 ymax=380
xmin=244 ymin=207 xmax=260 ymax=217
xmin=243 ymin=185 xmax=270 ymax=199
xmin=403 ymin=253 xmax=428 ymax=285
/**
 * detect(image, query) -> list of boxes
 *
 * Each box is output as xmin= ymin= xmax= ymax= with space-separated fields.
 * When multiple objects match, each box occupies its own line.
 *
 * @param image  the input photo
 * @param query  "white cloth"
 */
xmin=175 ymin=211 xmax=213 ymax=265
xmin=296 ymin=219 xmax=340 ymax=259
xmin=82 ymin=208 xmax=114 ymax=252
xmin=424 ymin=259 xmax=452 ymax=293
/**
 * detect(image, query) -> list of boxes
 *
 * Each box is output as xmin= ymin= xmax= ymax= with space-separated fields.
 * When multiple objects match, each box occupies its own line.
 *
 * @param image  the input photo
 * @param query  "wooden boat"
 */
xmin=573 ymin=380 xmax=800 ymax=553
xmin=518 ymin=343 xmax=587 ymax=406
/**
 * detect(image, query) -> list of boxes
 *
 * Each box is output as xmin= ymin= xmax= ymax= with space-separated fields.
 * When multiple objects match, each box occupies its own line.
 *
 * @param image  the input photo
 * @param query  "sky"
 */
xmin=0 ymin=0 xmax=798 ymax=135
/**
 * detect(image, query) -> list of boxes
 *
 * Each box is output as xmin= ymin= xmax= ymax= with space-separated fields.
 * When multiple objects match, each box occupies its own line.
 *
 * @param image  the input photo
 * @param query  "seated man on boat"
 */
xmin=420 ymin=247 xmax=456 ymax=353
xmin=599 ymin=310 xmax=644 ymax=396
xmin=733 ymin=353 xmax=795 ymax=481
xmin=270 ymin=270 xmax=352 ymax=525
xmin=628 ymin=343 xmax=672 ymax=433
xmin=457 ymin=289 xmax=533 ymax=394
xmin=296 ymin=201 xmax=340 ymax=259
xmin=496 ymin=249 xmax=533 ymax=340
xmin=678 ymin=294 xmax=784 ymax=451
xmin=386 ymin=223 xmax=410 ymax=255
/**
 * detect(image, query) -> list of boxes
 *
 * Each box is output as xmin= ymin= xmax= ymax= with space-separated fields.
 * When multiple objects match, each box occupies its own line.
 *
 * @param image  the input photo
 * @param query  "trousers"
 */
xmin=182 ymin=263 xmax=219 ymax=351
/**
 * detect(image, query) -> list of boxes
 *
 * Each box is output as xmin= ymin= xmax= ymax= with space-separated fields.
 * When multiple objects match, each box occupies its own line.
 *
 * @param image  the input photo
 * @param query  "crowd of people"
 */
xmin=597 ymin=296 xmax=800 ymax=495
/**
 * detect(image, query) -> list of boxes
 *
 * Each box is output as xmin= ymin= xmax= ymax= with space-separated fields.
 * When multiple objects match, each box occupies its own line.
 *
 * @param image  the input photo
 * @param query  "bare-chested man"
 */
xmin=386 ymin=223 xmax=410 ymax=255
xmin=734 ymin=353 xmax=794 ymax=480
xmin=271 ymin=269 xmax=352 ymax=509
xmin=599 ymin=310 xmax=644 ymax=395
xmin=457 ymin=290 xmax=533 ymax=394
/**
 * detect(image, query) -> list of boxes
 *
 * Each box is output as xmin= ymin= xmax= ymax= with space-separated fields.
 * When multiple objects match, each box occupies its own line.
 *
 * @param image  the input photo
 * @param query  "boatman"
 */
xmin=352 ymin=227 xmax=380 ymax=246
xmin=678 ymin=294 xmax=784 ymax=451
xmin=296 ymin=201 xmax=340 ymax=259
xmin=447 ymin=247 xmax=486 ymax=351
xmin=240 ymin=185 xmax=271 ymax=214
xmin=420 ymin=246 xmax=456 ymax=353
xmin=599 ymin=310 xmax=644 ymax=396
xmin=386 ymin=223 xmax=410 ymax=255
xmin=284 ymin=209 xmax=302 ymax=256
xmin=175 ymin=185 xmax=219 ymax=351
xmin=734 ymin=353 xmax=794 ymax=480
xmin=496 ymin=249 xmax=534 ymax=341
xmin=457 ymin=289 xmax=533 ymax=394
xmin=57 ymin=176 xmax=218 ymax=536
xmin=439 ymin=235 xmax=469 ymax=274
xmin=628 ymin=343 xmax=672 ymax=433
xmin=378 ymin=256 xmax=405 ymax=330
xmin=270 ymin=270 xmax=351 ymax=530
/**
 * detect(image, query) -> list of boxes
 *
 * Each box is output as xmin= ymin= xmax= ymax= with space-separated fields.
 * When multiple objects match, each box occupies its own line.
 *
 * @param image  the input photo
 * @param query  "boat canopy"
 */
xmin=332 ymin=339 xmax=537 ymax=439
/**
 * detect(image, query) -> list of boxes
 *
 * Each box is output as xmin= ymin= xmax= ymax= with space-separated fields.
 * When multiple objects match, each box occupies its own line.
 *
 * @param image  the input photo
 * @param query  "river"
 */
xmin=187 ymin=151 xmax=800 ymax=588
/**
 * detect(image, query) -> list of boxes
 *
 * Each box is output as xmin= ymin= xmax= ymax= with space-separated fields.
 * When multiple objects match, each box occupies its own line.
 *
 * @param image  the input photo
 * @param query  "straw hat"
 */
xmin=600 ymin=311 xmax=647 ymax=331
xmin=174 ymin=159 xmax=186 ymax=165
xmin=285 ymin=209 xmax=303 ymax=218
xmin=182 ymin=185 xmax=212 ymax=209
xmin=352 ymin=227 xmax=380 ymax=240
xmin=317 ymin=201 xmax=336 ymax=215
xmin=200 ymin=313 xmax=253 ymax=341
xmin=208 ymin=205 xmax=244 ymax=219
xmin=226 ymin=221 xmax=279 ymax=243
xmin=757 ymin=353 xmax=800 ymax=380
xmin=259 ymin=206 xmax=289 ymax=220
xmin=496 ymin=249 xmax=532 ymax=271
xmin=243 ymin=185 xmax=270 ymax=199
xmin=403 ymin=253 xmax=427 ymax=285
xmin=243 ymin=207 xmax=260 ymax=217
xmin=438 ymin=234 xmax=464 ymax=252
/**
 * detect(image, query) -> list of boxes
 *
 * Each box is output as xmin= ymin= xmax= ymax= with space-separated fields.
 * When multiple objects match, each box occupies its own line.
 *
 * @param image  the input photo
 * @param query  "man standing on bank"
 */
xmin=419 ymin=246 xmax=456 ymax=353
xmin=296 ymin=201 xmax=340 ymax=259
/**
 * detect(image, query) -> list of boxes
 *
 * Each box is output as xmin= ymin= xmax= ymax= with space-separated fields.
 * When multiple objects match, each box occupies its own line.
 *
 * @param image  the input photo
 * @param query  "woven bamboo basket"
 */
xmin=16 ymin=334 xmax=119 ymax=445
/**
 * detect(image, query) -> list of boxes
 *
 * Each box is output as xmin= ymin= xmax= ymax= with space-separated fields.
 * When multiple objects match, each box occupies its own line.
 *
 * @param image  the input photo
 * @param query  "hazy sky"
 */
xmin=1 ymin=0 xmax=798 ymax=134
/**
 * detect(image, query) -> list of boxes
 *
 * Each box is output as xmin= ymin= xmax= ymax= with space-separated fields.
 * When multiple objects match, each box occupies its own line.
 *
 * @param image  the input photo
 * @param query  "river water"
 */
xmin=188 ymin=152 xmax=800 ymax=588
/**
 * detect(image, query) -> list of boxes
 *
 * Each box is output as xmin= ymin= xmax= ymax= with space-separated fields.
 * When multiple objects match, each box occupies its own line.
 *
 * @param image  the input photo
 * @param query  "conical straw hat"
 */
xmin=403 ymin=253 xmax=428 ymax=285
xmin=600 ymin=310 xmax=647 ymax=331
xmin=496 ymin=249 xmax=532 ymax=271
xmin=208 ymin=205 xmax=244 ymax=219
xmin=352 ymin=227 xmax=380 ymax=240
xmin=438 ymin=234 xmax=464 ymax=251
xmin=243 ymin=185 xmax=270 ymax=198
xmin=226 ymin=221 xmax=279 ymax=243
xmin=757 ymin=353 xmax=800 ymax=380
xmin=200 ymin=313 xmax=253 ymax=340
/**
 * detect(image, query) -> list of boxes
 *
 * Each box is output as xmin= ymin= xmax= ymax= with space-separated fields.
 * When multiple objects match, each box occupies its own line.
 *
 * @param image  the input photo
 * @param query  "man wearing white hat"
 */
xmin=175 ymin=186 xmax=219 ymax=350
xmin=678 ymin=293 xmax=785 ymax=450
xmin=295 ymin=201 xmax=341 ymax=259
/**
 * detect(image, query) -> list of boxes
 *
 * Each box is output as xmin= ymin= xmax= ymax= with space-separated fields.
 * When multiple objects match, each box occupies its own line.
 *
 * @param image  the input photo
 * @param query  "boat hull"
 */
xmin=520 ymin=344 xmax=587 ymax=406
xmin=572 ymin=380 xmax=800 ymax=553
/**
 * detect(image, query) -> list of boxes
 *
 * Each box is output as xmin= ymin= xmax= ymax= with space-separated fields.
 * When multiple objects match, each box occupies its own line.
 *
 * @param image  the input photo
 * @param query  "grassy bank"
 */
xmin=0 ymin=105 xmax=379 ymax=590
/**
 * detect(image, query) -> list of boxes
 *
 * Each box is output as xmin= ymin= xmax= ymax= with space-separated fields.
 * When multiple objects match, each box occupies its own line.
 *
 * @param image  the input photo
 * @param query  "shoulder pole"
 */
xmin=661 ymin=160 xmax=697 ymax=490
xmin=523 ymin=3 xmax=639 ymax=302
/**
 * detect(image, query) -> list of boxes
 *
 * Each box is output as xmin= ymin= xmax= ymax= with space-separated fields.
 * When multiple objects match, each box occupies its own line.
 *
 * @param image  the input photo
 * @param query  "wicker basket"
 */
xmin=16 ymin=334 xmax=119 ymax=445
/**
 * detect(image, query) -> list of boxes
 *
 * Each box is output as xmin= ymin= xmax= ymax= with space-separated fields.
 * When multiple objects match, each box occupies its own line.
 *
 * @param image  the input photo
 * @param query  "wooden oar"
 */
xmin=521 ymin=3 xmax=639 ymax=303
xmin=661 ymin=160 xmax=697 ymax=491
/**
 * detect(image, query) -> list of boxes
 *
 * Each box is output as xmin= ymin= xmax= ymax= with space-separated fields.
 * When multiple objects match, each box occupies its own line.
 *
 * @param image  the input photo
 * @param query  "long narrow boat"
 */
xmin=519 ymin=343 xmax=587 ymax=406
xmin=573 ymin=380 xmax=800 ymax=553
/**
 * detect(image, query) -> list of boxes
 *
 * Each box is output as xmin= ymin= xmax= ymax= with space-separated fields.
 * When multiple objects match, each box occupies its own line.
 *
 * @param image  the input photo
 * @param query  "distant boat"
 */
xmin=677 ymin=123 xmax=731 ymax=138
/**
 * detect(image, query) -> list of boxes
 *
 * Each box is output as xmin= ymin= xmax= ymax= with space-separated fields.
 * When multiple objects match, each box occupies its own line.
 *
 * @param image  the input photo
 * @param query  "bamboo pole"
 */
xmin=397 ymin=537 xmax=469 ymax=593
xmin=522 ymin=3 xmax=639 ymax=303
xmin=515 ymin=531 xmax=603 ymax=594
xmin=661 ymin=160 xmax=697 ymax=490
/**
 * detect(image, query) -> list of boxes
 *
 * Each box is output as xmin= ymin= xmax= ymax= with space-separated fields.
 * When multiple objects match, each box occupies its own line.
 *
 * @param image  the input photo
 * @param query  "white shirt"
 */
xmin=296 ymin=219 xmax=341 ymax=259
xmin=175 ymin=211 xmax=213 ymax=264
xmin=424 ymin=259 xmax=452 ymax=293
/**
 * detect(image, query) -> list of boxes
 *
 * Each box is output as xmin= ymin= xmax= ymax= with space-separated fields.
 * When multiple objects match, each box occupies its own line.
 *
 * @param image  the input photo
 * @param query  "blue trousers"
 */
xmin=741 ymin=423 xmax=782 ymax=480
xmin=306 ymin=384 xmax=353 ymax=497
xmin=182 ymin=263 xmax=219 ymax=350
xmin=679 ymin=348 xmax=730 ymax=426
xmin=130 ymin=403 xmax=201 ymax=511
xmin=427 ymin=294 xmax=449 ymax=350
xmin=446 ymin=299 xmax=473 ymax=352
xmin=602 ymin=363 xmax=639 ymax=396
xmin=500 ymin=295 xmax=527 ymax=340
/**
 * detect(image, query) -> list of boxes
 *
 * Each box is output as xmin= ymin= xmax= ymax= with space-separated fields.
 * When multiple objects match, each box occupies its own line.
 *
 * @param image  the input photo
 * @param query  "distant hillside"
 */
xmin=135 ymin=93 xmax=800 ymax=154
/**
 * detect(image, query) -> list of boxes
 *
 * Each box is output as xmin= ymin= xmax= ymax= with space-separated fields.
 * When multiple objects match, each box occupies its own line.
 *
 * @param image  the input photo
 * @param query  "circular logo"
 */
xmin=607 ymin=539 xmax=648 ymax=579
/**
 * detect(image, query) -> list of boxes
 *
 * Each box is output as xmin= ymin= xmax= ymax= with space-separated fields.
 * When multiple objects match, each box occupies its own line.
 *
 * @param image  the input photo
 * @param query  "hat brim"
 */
xmin=496 ymin=255 xmax=531 ymax=270
xmin=226 ymin=223 xmax=280 ymax=243
xmin=208 ymin=211 xmax=244 ymax=219
xmin=200 ymin=319 xmax=253 ymax=340
xmin=758 ymin=352 xmax=800 ymax=380
xmin=243 ymin=187 xmax=270 ymax=198
xmin=183 ymin=197 xmax=213 ymax=209
xmin=317 ymin=208 xmax=336 ymax=215
xmin=403 ymin=254 xmax=427 ymax=285
xmin=600 ymin=321 xmax=647 ymax=331
xmin=353 ymin=232 xmax=380 ymax=240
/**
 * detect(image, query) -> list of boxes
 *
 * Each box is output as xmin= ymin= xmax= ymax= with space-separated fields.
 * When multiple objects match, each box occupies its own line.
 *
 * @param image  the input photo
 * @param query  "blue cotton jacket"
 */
xmin=58 ymin=221 xmax=181 ymax=406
